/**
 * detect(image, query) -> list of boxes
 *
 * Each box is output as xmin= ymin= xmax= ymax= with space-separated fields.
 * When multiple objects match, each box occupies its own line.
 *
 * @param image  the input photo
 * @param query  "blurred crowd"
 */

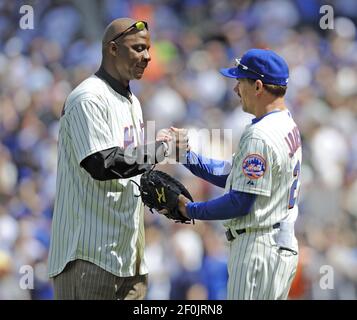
xmin=1 ymin=0 xmax=357 ymax=300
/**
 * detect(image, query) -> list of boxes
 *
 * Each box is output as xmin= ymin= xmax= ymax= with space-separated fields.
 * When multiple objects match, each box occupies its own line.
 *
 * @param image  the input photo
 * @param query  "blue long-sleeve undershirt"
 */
xmin=186 ymin=190 xmax=256 ymax=220
xmin=183 ymin=151 xmax=231 ymax=188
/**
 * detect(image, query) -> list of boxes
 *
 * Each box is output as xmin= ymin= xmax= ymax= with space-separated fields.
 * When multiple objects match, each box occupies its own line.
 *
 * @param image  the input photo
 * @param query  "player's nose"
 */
xmin=143 ymin=49 xmax=151 ymax=62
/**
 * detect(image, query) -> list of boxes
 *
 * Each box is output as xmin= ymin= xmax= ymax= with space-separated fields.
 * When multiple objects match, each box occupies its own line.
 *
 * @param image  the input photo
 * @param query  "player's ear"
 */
xmin=109 ymin=42 xmax=119 ymax=57
xmin=255 ymin=80 xmax=264 ymax=95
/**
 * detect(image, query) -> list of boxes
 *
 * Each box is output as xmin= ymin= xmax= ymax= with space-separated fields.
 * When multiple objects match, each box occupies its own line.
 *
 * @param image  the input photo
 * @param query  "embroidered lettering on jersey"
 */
xmin=285 ymin=126 xmax=301 ymax=158
xmin=124 ymin=125 xmax=135 ymax=148
xmin=242 ymin=154 xmax=266 ymax=179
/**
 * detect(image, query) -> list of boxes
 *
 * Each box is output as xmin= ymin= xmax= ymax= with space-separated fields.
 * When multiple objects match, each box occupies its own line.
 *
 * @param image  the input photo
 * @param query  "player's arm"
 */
xmin=179 ymin=135 xmax=271 ymax=220
xmin=80 ymin=142 xmax=168 ymax=180
xmin=177 ymin=190 xmax=256 ymax=220
xmin=165 ymin=127 xmax=230 ymax=187
xmin=183 ymin=150 xmax=231 ymax=188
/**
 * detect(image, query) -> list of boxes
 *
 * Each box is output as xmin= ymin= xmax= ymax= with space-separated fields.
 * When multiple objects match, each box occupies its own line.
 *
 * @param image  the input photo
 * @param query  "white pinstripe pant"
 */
xmin=52 ymin=259 xmax=148 ymax=300
xmin=227 ymin=229 xmax=298 ymax=300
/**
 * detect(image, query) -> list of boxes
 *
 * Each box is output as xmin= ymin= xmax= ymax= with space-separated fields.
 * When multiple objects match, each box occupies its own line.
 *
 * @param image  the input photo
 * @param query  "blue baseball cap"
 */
xmin=220 ymin=49 xmax=289 ymax=86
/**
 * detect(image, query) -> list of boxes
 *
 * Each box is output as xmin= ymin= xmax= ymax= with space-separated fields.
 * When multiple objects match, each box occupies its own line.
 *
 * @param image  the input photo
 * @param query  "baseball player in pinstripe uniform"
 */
xmin=173 ymin=49 xmax=301 ymax=299
xmin=48 ymin=18 xmax=170 ymax=300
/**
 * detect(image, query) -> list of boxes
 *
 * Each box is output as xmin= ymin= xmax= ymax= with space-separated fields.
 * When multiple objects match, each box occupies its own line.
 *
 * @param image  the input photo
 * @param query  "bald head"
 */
xmin=102 ymin=18 xmax=136 ymax=47
xmin=99 ymin=17 xmax=151 ymax=86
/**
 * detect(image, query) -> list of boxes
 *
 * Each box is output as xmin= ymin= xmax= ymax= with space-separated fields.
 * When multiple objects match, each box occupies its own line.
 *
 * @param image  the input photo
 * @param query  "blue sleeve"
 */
xmin=183 ymin=151 xmax=231 ymax=188
xmin=186 ymin=190 xmax=256 ymax=220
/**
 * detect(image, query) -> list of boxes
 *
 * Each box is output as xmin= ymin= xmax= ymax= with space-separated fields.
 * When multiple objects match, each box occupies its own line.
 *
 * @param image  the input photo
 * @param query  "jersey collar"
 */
xmin=251 ymin=109 xmax=282 ymax=124
xmin=95 ymin=66 xmax=132 ymax=103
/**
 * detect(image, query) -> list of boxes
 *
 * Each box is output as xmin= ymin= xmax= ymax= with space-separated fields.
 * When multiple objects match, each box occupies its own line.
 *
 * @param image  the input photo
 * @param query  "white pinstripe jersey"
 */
xmin=48 ymin=74 xmax=147 ymax=278
xmin=224 ymin=109 xmax=302 ymax=231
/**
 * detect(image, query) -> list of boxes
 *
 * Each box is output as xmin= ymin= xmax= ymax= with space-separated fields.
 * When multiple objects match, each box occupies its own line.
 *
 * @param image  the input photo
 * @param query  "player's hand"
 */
xmin=177 ymin=194 xmax=191 ymax=218
xmin=156 ymin=128 xmax=174 ymax=158
xmin=156 ymin=128 xmax=172 ymax=143
xmin=158 ymin=194 xmax=191 ymax=219
xmin=169 ymin=127 xmax=190 ymax=163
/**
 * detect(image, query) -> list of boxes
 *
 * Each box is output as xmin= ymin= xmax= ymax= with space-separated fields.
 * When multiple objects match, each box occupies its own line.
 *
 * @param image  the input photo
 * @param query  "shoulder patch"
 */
xmin=242 ymin=154 xmax=266 ymax=179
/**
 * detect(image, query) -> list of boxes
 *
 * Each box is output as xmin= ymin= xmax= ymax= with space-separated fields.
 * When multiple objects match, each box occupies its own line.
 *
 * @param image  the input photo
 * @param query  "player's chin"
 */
xmin=134 ymin=68 xmax=146 ymax=79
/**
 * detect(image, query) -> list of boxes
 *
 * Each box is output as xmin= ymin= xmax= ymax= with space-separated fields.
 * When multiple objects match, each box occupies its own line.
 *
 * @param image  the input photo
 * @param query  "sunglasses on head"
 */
xmin=108 ymin=21 xmax=149 ymax=44
xmin=235 ymin=58 xmax=265 ymax=79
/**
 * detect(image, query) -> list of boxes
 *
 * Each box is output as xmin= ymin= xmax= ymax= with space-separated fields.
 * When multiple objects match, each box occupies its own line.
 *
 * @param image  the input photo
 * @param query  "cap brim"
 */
xmin=220 ymin=67 xmax=238 ymax=78
xmin=220 ymin=67 xmax=251 ymax=79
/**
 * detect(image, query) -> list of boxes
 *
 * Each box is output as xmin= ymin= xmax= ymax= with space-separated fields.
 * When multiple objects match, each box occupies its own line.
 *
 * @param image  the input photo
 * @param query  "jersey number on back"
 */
xmin=288 ymin=160 xmax=300 ymax=209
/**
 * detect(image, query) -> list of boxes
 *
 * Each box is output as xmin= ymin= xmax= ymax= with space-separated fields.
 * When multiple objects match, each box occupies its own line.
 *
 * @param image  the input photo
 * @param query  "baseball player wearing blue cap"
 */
xmin=172 ymin=48 xmax=301 ymax=299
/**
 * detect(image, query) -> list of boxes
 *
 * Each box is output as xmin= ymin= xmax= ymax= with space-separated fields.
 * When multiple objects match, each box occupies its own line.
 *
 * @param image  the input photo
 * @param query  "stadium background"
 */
xmin=1 ymin=0 xmax=357 ymax=299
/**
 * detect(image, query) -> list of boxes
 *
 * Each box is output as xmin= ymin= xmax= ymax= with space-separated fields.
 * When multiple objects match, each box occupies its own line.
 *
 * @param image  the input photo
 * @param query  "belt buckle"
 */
xmin=225 ymin=229 xmax=235 ymax=242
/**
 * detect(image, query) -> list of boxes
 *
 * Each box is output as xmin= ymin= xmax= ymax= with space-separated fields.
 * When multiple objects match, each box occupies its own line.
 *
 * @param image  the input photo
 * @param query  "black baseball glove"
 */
xmin=139 ymin=169 xmax=194 ymax=224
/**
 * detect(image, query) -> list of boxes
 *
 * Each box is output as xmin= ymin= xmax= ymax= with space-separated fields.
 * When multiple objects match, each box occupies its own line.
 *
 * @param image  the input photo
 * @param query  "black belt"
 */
xmin=225 ymin=223 xmax=280 ymax=242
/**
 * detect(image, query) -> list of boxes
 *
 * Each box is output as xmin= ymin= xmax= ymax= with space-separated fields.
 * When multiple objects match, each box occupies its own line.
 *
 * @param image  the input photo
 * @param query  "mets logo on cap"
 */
xmin=242 ymin=154 xmax=266 ymax=179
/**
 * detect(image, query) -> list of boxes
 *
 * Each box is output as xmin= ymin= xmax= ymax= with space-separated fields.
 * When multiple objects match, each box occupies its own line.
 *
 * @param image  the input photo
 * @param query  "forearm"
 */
xmin=183 ymin=151 xmax=230 ymax=188
xmin=185 ymin=190 xmax=256 ymax=220
xmin=81 ymin=141 xmax=167 ymax=180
